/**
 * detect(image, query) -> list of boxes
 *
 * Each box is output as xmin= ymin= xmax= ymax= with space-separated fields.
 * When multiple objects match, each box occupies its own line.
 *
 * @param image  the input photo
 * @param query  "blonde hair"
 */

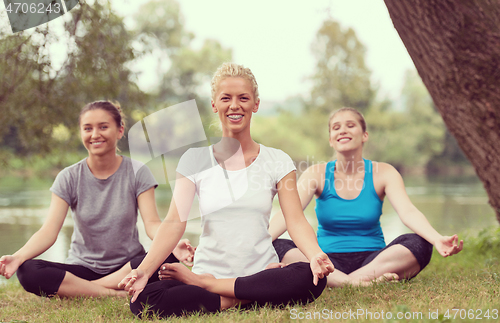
xmin=210 ymin=63 xmax=259 ymax=101
xmin=328 ymin=107 xmax=366 ymax=134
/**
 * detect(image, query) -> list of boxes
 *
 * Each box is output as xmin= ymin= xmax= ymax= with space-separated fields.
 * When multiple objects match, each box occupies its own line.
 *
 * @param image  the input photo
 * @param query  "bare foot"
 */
xmin=348 ymin=273 xmax=399 ymax=287
xmin=375 ymin=273 xmax=399 ymax=283
xmin=112 ymin=290 xmax=128 ymax=298
xmin=96 ymin=288 xmax=128 ymax=298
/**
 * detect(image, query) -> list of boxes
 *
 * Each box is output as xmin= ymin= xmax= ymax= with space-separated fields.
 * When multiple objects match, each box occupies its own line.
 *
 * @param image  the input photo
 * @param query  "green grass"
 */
xmin=1 ymin=228 xmax=499 ymax=322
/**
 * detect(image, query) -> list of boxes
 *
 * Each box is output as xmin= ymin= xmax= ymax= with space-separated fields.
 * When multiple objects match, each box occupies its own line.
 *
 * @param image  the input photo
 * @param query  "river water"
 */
xmin=0 ymin=174 xmax=497 ymax=284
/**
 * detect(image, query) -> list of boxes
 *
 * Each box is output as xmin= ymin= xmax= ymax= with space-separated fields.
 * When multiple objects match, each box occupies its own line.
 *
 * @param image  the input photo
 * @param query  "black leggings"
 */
xmin=130 ymin=262 xmax=326 ymax=319
xmin=17 ymin=253 xmax=178 ymax=297
xmin=273 ymin=233 xmax=433 ymax=277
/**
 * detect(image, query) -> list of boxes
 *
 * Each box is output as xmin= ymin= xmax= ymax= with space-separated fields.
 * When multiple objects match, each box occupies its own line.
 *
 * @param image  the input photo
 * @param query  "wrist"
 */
xmin=429 ymin=233 xmax=443 ymax=246
xmin=137 ymin=264 xmax=154 ymax=278
xmin=11 ymin=252 xmax=26 ymax=264
xmin=306 ymin=249 xmax=326 ymax=262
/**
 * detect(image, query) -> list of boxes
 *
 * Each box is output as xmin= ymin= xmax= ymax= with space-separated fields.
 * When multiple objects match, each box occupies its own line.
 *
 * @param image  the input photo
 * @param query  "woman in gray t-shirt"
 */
xmin=0 ymin=101 xmax=194 ymax=298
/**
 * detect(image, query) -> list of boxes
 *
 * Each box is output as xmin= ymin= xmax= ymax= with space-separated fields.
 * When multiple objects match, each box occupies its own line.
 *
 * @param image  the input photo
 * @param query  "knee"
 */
xmin=403 ymin=234 xmax=432 ymax=248
xmin=130 ymin=281 xmax=220 ymax=318
xmin=17 ymin=260 xmax=39 ymax=289
xmin=130 ymin=290 xmax=165 ymax=319
xmin=289 ymin=262 xmax=327 ymax=301
xmin=17 ymin=260 xmax=48 ymax=296
xmin=130 ymin=295 xmax=147 ymax=318
xmin=399 ymin=234 xmax=433 ymax=272
xmin=17 ymin=260 xmax=66 ymax=297
xmin=312 ymin=275 xmax=327 ymax=299
xmin=417 ymin=236 xmax=433 ymax=269
xmin=407 ymin=234 xmax=433 ymax=258
xmin=129 ymin=281 xmax=177 ymax=318
xmin=308 ymin=276 xmax=327 ymax=301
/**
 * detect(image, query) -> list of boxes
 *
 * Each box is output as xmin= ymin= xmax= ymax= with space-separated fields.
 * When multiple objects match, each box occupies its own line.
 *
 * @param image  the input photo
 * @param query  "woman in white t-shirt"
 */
xmin=0 ymin=101 xmax=194 ymax=298
xmin=119 ymin=63 xmax=334 ymax=318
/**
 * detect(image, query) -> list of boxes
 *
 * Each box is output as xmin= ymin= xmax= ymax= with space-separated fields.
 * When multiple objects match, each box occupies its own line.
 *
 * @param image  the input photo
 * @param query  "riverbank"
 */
xmin=0 ymin=151 xmax=478 ymax=181
xmin=1 ymin=228 xmax=499 ymax=323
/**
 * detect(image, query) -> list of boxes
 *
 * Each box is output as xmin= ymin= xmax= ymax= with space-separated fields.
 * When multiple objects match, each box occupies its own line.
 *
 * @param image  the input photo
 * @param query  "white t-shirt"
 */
xmin=176 ymin=144 xmax=296 ymax=278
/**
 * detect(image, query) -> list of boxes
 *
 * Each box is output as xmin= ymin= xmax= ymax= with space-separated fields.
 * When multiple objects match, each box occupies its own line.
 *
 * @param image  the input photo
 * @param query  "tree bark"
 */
xmin=384 ymin=0 xmax=500 ymax=223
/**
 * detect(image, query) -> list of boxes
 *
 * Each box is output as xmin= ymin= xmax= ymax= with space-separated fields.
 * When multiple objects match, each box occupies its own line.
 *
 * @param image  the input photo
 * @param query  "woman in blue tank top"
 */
xmin=270 ymin=107 xmax=463 ymax=287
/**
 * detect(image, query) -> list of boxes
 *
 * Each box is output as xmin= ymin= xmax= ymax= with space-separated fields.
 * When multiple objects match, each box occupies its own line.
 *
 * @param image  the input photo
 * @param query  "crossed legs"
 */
xmin=349 ymin=245 xmax=420 ymax=282
xmin=17 ymin=253 xmax=180 ymax=298
xmin=158 ymin=264 xmax=248 ymax=310
xmin=131 ymin=262 xmax=326 ymax=318
xmin=57 ymin=271 xmax=128 ymax=297
xmin=277 ymin=233 xmax=432 ymax=288
xmin=17 ymin=259 xmax=128 ymax=297
xmin=282 ymin=246 xmax=413 ymax=287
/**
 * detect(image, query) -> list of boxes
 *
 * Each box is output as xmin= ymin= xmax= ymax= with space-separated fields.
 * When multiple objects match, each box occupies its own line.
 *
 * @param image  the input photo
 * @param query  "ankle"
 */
xmin=220 ymin=296 xmax=236 ymax=310
xmin=197 ymin=274 xmax=214 ymax=289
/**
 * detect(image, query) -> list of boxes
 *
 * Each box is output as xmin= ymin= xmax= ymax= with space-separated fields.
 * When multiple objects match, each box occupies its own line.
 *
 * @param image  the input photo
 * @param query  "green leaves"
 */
xmin=309 ymin=19 xmax=374 ymax=114
xmin=0 ymin=0 xmax=231 ymax=165
xmin=0 ymin=2 xmax=146 ymax=160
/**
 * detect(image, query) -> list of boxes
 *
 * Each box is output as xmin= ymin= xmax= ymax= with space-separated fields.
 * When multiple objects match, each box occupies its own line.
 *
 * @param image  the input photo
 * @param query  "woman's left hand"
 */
xmin=310 ymin=252 xmax=334 ymax=285
xmin=435 ymin=234 xmax=463 ymax=257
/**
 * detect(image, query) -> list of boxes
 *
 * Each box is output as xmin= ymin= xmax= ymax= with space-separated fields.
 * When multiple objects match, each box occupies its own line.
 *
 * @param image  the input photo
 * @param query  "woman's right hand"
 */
xmin=310 ymin=252 xmax=335 ymax=285
xmin=0 ymin=255 xmax=22 ymax=279
xmin=118 ymin=269 xmax=149 ymax=303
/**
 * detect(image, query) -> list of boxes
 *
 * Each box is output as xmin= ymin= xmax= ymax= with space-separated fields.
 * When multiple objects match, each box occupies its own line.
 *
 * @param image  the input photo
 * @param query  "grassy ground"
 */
xmin=1 ymin=228 xmax=499 ymax=323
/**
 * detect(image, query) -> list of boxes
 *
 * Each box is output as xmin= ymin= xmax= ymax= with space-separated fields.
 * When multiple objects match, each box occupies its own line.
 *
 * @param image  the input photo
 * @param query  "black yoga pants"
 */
xmin=130 ymin=262 xmax=326 ymax=318
xmin=273 ymin=233 xmax=433 ymax=276
xmin=17 ymin=253 xmax=178 ymax=297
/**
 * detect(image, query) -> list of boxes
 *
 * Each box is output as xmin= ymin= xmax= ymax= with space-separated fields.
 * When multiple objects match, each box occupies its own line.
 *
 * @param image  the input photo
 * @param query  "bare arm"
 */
xmin=137 ymin=187 xmax=162 ymax=240
xmin=137 ymin=186 xmax=195 ymax=266
xmin=383 ymin=163 xmax=463 ymax=257
xmin=277 ymin=171 xmax=333 ymax=284
xmin=0 ymin=193 xmax=68 ymax=279
xmin=119 ymin=173 xmax=195 ymax=302
xmin=269 ymin=165 xmax=321 ymax=240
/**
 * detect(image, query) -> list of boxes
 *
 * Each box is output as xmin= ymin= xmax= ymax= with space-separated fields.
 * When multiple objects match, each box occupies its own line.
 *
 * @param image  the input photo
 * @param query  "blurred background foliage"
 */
xmin=0 ymin=0 xmax=470 ymax=177
xmin=253 ymin=18 xmax=469 ymax=174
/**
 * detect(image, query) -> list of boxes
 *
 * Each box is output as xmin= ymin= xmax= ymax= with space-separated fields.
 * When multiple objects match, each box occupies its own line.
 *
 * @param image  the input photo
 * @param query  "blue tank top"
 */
xmin=315 ymin=159 xmax=385 ymax=253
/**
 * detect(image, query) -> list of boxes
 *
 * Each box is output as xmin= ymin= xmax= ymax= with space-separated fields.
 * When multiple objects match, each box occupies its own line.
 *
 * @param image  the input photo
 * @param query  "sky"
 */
xmin=114 ymin=0 xmax=416 ymax=103
xmin=0 ymin=0 xmax=416 ymax=103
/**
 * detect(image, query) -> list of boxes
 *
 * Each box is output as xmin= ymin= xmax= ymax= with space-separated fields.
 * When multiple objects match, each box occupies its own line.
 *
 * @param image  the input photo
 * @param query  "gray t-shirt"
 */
xmin=50 ymin=156 xmax=158 ymax=274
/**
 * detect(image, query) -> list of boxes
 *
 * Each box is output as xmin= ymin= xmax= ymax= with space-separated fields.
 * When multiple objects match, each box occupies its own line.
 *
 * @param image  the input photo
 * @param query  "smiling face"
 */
xmin=80 ymin=109 xmax=124 ymax=157
xmin=212 ymin=77 xmax=260 ymax=137
xmin=328 ymin=110 xmax=368 ymax=152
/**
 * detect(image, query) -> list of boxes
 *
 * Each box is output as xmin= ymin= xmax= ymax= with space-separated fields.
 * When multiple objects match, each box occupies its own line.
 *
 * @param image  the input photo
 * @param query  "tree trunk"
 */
xmin=384 ymin=0 xmax=500 ymax=223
